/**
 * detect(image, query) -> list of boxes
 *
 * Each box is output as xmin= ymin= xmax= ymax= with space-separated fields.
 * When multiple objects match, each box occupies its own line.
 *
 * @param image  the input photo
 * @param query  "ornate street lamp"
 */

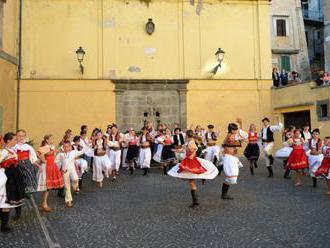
xmin=145 ymin=18 xmax=155 ymax=35
xmin=211 ymin=48 xmax=225 ymax=74
xmin=75 ymin=46 xmax=85 ymax=74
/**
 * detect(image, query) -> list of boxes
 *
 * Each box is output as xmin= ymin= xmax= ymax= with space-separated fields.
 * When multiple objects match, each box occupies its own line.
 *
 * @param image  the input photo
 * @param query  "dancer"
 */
xmin=92 ymin=130 xmax=111 ymax=188
xmin=221 ymin=118 xmax=248 ymax=200
xmin=244 ymin=124 xmax=260 ymax=175
xmin=14 ymin=130 xmax=38 ymax=221
xmin=315 ymin=137 xmax=330 ymax=194
xmin=107 ymin=124 xmax=122 ymax=181
xmin=0 ymin=133 xmax=25 ymax=232
xmin=282 ymin=126 xmax=295 ymax=179
xmin=307 ymin=129 xmax=324 ymax=188
xmin=79 ymin=130 xmax=94 ymax=171
xmin=261 ymin=117 xmax=283 ymax=177
xmin=72 ymin=136 xmax=88 ymax=189
xmin=138 ymin=127 xmax=152 ymax=176
xmin=159 ymin=128 xmax=176 ymax=175
xmin=126 ymin=129 xmax=139 ymax=174
xmin=36 ymin=135 xmax=64 ymax=212
xmin=172 ymin=127 xmax=185 ymax=162
xmin=285 ymin=129 xmax=309 ymax=186
xmin=168 ymin=130 xmax=218 ymax=208
xmin=204 ymin=124 xmax=220 ymax=165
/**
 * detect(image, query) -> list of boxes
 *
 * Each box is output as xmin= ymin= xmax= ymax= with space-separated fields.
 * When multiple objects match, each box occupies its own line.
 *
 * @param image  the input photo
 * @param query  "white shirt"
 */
xmin=55 ymin=150 xmax=85 ymax=171
xmin=303 ymin=131 xmax=311 ymax=141
xmin=262 ymin=123 xmax=283 ymax=140
xmin=79 ymin=138 xmax=94 ymax=157
xmin=13 ymin=143 xmax=38 ymax=163
xmin=0 ymin=148 xmax=17 ymax=163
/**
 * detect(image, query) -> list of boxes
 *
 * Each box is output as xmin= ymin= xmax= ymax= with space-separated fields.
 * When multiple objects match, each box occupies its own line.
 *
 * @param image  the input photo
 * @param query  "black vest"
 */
xmin=262 ymin=127 xmax=274 ymax=142
xmin=173 ymin=134 xmax=185 ymax=146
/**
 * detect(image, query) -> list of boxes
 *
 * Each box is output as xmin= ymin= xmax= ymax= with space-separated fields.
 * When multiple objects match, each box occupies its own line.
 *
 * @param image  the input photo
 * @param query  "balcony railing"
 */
xmin=302 ymin=9 xmax=324 ymax=22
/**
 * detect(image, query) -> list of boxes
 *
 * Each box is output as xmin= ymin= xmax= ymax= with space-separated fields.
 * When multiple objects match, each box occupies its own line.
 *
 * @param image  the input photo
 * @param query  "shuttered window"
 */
xmin=276 ymin=19 xmax=286 ymax=36
xmin=281 ymin=55 xmax=291 ymax=72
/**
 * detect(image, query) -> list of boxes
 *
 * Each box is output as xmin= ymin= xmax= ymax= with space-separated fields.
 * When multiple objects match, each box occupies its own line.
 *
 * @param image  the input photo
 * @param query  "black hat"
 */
xmin=207 ymin=124 xmax=214 ymax=129
xmin=262 ymin=117 xmax=270 ymax=122
xmin=73 ymin=136 xmax=81 ymax=142
xmin=312 ymin=128 xmax=320 ymax=134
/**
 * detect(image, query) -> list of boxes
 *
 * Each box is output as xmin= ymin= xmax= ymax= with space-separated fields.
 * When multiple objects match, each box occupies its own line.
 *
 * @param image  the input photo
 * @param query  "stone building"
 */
xmin=270 ymin=0 xmax=311 ymax=81
xmin=324 ymin=0 xmax=330 ymax=72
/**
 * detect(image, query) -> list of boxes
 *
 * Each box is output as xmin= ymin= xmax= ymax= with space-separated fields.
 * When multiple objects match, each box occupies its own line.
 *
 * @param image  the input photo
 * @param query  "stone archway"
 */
xmin=113 ymin=80 xmax=188 ymax=131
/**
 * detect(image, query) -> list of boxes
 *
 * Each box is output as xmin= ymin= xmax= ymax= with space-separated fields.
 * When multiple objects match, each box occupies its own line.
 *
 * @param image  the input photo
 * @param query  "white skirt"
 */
xmin=93 ymin=155 xmax=111 ymax=182
xmin=36 ymin=163 xmax=47 ymax=192
xmin=0 ymin=169 xmax=21 ymax=208
xmin=275 ymin=147 xmax=293 ymax=160
xmin=308 ymin=154 xmax=324 ymax=177
xmin=153 ymin=144 xmax=163 ymax=163
xmin=138 ymin=148 xmax=151 ymax=169
xmin=168 ymin=157 xmax=218 ymax=180
xmin=223 ymin=154 xmax=243 ymax=177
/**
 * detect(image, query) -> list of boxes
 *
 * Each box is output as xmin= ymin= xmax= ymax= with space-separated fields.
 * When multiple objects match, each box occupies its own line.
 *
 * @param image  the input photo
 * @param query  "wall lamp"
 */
xmin=211 ymin=48 xmax=225 ymax=74
xmin=75 ymin=46 xmax=86 ymax=74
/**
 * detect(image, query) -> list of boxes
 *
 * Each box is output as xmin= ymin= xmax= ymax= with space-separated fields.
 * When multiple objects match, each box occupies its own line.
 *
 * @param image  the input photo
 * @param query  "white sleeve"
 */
xmin=269 ymin=123 xmax=283 ymax=132
xmin=238 ymin=130 xmax=248 ymax=140
xmin=29 ymin=146 xmax=38 ymax=164
xmin=55 ymin=153 xmax=63 ymax=170
xmin=75 ymin=149 xmax=85 ymax=158
xmin=0 ymin=150 xmax=9 ymax=163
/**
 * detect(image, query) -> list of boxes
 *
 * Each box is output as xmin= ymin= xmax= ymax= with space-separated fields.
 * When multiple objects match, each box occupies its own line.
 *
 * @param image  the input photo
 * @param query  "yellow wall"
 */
xmin=20 ymin=80 xmax=116 ymax=145
xmin=0 ymin=0 xmax=18 ymax=133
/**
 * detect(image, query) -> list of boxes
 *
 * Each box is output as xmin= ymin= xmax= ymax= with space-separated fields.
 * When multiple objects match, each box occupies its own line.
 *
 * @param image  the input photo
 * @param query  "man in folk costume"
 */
xmin=172 ymin=127 xmax=186 ymax=163
xmin=204 ymin=124 xmax=220 ymax=165
xmin=138 ymin=127 xmax=153 ymax=176
xmin=308 ymin=129 xmax=324 ymax=188
xmin=261 ymin=117 xmax=283 ymax=177
xmin=107 ymin=124 xmax=123 ymax=181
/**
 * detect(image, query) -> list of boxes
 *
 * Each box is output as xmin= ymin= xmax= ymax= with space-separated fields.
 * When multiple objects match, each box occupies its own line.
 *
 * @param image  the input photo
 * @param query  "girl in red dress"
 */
xmin=315 ymin=137 xmax=330 ymax=195
xmin=286 ymin=129 xmax=309 ymax=186
xmin=36 ymin=135 xmax=64 ymax=212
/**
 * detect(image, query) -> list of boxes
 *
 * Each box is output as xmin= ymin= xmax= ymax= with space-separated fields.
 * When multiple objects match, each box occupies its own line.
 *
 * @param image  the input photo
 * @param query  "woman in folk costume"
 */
xmin=315 ymin=137 xmax=330 ymax=195
xmin=159 ymin=128 xmax=177 ymax=175
xmin=36 ymin=135 xmax=64 ymax=212
xmin=125 ymin=129 xmax=140 ymax=174
xmin=92 ymin=130 xmax=111 ymax=188
xmin=168 ymin=130 xmax=218 ymax=208
xmin=261 ymin=117 xmax=283 ymax=178
xmin=285 ymin=129 xmax=309 ymax=186
xmin=138 ymin=127 xmax=153 ymax=176
xmin=221 ymin=118 xmax=248 ymax=200
xmin=79 ymin=130 xmax=94 ymax=171
xmin=307 ymin=129 xmax=324 ymax=188
xmin=0 ymin=133 xmax=25 ymax=233
xmin=107 ymin=124 xmax=123 ymax=181
xmin=72 ymin=136 xmax=88 ymax=189
xmin=244 ymin=124 xmax=260 ymax=175
xmin=121 ymin=130 xmax=129 ymax=169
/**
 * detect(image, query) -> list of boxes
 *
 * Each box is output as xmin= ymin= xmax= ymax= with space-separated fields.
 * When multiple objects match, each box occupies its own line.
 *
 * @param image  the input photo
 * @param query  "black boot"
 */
xmin=14 ymin=206 xmax=22 ymax=221
xmin=221 ymin=183 xmax=233 ymax=200
xmin=283 ymin=169 xmax=291 ymax=179
xmin=268 ymin=155 xmax=274 ymax=165
xmin=57 ymin=188 xmax=65 ymax=198
xmin=267 ymin=166 xmax=274 ymax=178
xmin=217 ymin=165 xmax=223 ymax=176
xmin=254 ymin=161 xmax=258 ymax=168
xmin=143 ymin=168 xmax=148 ymax=176
xmin=78 ymin=179 xmax=83 ymax=190
xmin=250 ymin=166 xmax=254 ymax=176
xmin=129 ymin=166 xmax=134 ymax=175
xmin=189 ymin=189 xmax=199 ymax=208
xmin=1 ymin=211 xmax=12 ymax=233
xmin=163 ymin=166 xmax=167 ymax=175
xmin=312 ymin=177 xmax=317 ymax=188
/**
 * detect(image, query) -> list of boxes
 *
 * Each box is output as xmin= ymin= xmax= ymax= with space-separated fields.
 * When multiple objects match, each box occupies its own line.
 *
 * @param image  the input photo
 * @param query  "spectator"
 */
xmin=323 ymin=72 xmax=330 ymax=85
xmin=272 ymin=68 xmax=280 ymax=87
xmin=280 ymin=69 xmax=289 ymax=86
xmin=290 ymin=70 xmax=301 ymax=83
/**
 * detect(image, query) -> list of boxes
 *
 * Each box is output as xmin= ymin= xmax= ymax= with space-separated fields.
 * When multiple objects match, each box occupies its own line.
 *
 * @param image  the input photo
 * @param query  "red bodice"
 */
xmin=248 ymin=132 xmax=258 ymax=142
xmin=17 ymin=150 xmax=30 ymax=161
xmin=0 ymin=150 xmax=18 ymax=168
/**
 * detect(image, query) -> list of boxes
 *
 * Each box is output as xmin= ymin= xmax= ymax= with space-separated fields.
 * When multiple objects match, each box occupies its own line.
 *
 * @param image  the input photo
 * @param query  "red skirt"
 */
xmin=286 ymin=148 xmax=308 ymax=170
xmin=178 ymin=157 xmax=206 ymax=174
xmin=315 ymin=157 xmax=330 ymax=177
xmin=45 ymin=156 xmax=64 ymax=190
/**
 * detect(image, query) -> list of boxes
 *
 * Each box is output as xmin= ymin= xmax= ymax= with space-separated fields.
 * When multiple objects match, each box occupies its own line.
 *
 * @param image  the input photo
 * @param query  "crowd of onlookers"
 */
xmin=315 ymin=71 xmax=330 ymax=86
xmin=272 ymin=68 xmax=301 ymax=87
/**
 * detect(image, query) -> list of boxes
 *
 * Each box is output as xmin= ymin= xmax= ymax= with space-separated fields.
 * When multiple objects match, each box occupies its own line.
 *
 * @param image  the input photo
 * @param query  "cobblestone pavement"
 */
xmin=1 ymin=159 xmax=330 ymax=248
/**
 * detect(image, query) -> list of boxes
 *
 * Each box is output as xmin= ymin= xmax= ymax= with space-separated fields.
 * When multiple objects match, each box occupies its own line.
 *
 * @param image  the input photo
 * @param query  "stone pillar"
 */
xmin=178 ymin=89 xmax=187 ymax=130
xmin=114 ymin=89 xmax=125 ymax=129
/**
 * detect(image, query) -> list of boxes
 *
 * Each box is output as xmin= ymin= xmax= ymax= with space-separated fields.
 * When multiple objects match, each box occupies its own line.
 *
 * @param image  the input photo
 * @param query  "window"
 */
xmin=281 ymin=55 xmax=291 ymax=72
xmin=317 ymin=100 xmax=329 ymax=121
xmin=276 ymin=19 xmax=287 ymax=36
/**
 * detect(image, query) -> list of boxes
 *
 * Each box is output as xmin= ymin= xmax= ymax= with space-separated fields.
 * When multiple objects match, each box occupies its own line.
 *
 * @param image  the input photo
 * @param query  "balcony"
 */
xmin=302 ymin=9 xmax=324 ymax=23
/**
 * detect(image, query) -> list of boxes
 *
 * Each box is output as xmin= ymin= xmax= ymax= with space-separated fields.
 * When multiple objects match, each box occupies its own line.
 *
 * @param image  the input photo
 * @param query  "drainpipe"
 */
xmin=16 ymin=0 xmax=22 ymax=131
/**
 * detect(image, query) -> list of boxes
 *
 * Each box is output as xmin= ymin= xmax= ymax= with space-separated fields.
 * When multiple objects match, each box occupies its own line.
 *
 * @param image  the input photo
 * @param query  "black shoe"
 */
xmin=267 ymin=166 xmax=274 ymax=178
xmin=312 ymin=177 xmax=317 ymax=188
xmin=268 ymin=155 xmax=274 ymax=165
xmin=189 ymin=190 xmax=199 ymax=208
xmin=163 ymin=166 xmax=168 ymax=175
xmin=221 ymin=183 xmax=234 ymax=200
xmin=57 ymin=188 xmax=65 ymax=198
xmin=254 ymin=161 xmax=258 ymax=168
xmin=1 ymin=212 xmax=12 ymax=233
xmin=283 ymin=169 xmax=291 ymax=179
xmin=250 ymin=167 xmax=254 ymax=176
xmin=143 ymin=168 xmax=148 ymax=176
xmin=78 ymin=179 xmax=83 ymax=190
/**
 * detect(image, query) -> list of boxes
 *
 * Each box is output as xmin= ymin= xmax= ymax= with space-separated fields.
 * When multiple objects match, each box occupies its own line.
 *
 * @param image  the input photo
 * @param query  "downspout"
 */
xmin=16 ymin=0 xmax=22 ymax=131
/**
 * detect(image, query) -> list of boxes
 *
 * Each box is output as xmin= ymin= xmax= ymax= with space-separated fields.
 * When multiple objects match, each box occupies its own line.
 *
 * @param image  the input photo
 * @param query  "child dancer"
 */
xmin=138 ymin=127 xmax=153 ymax=176
xmin=72 ymin=136 xmax=88 ymax=189
xmin=93 ymin=130 xmax=111 ymax=188
xmin=285 ymin=129 xmax=309 ymax=186
xmin=173 ymin=128 xmax=185 ymax=163
xmin=107 ymin=124 xmax=122 ymax=181
xmin=221 ymin=118 xmax=248 ymax=200
xmin=159 ymin=128 xmax=176 ymax=175
xmin=55 ymin=140 xmax=86 ymax=208
xmin=79 ymin=130 xmax=94 ymax=171
xmin=13 ymin=129 xmax=38 ymax=220
xmin=307 ymin=129 xmax=324 ymax=188
xmin=0 ymin=133 xmax=25 ymax=232
xmin=244 ymin=124 xmax=260 ymax=175
xmin=168 ymin=130 xmax=218 ymax=208
xmin=126 ymin=129 xmax=139 ymax=174
xmin=204 ymin=124 xmax=220 ymax=165
xmin=36 ymin=135 xmax=64 ymax=212
xmin=315 ymin=137 xmax=330 ymax=194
